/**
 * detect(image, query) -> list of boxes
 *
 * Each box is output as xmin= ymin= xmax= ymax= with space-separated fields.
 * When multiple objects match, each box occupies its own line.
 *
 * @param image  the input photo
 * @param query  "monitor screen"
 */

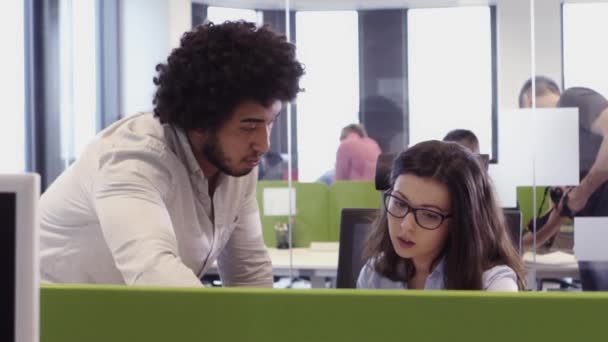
xmin=337 ymin=208 xmax=380 ymax=288
xmin=0 ymin=174 xmax=39 ymax=342
xmin=0 ymin=192 xmax=16 ymax=340
xmin=503 ymin=209 xmax=522 ymax=254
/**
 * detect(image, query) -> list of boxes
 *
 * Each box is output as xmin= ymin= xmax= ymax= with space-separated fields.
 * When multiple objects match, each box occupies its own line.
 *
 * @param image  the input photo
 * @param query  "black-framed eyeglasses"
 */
xmin=383 ymin=192 xmax=452 ymax=230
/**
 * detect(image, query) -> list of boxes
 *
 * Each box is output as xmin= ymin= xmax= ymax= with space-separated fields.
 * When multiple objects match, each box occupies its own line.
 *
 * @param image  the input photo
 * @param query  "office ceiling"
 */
xmin=194 ymin=0 xmax=498 ymax=11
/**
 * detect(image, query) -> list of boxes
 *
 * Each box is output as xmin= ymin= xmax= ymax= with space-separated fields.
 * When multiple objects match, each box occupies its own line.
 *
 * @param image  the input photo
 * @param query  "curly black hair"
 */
xmin=153 ymin=21 xmax=304 ymax=131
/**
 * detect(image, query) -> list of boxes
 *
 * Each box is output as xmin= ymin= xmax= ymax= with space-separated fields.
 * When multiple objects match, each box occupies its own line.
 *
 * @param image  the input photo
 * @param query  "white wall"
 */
xmin=118 ymin=0 xmax=563 ymax=114
xmin=533 ymin=0 xmax=563 ymax=87
xmin=0 ymin=0 xmax=25 ymax=172
xmin=496 ymin=0 xmax=562 ymax=109
xmin=119 ymin=0 xmax=191 ymax=116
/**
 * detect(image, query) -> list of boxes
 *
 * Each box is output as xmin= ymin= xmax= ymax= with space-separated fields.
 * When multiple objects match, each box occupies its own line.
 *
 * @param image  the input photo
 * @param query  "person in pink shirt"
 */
xmin=335 ymin=124 xmax=382 ymax=181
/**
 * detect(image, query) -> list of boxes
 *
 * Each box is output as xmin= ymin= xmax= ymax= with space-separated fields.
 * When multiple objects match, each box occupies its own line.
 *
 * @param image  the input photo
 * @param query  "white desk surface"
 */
xmin=208 ymin=242 xmax=339 ymax=279
xmin=523 ymin=251 xmax=579 ymax=279
xmin=210 ymin=242 xmax=579 ymax=280
xmin=265 ymin=245 xmax=338 ymax=278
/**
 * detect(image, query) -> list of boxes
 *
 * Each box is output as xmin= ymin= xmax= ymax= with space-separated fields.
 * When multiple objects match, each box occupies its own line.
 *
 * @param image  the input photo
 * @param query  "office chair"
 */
xmin=375 ymin=153 xmax=396 ymax=191
xmin=336 ymin=208 xmax=380 ymax=288
xmin=503 ymin=209 xmax=523 ymax=254
xmin=578 ymin=261 xmax=608 ymax=291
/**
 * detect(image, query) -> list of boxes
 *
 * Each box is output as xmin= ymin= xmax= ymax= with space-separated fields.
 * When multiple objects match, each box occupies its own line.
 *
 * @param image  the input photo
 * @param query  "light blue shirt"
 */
xmin=357 ymin=258 xmax=519 ymax=291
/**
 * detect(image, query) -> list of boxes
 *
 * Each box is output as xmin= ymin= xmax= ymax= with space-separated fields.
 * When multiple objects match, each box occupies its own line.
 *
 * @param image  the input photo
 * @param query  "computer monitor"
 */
xmin=503 ymin=209 xmax=523 ymax=254
xmin=0 ymin=174 xmax=39 ymax=342
xmin=337 ymin=208 xmax=380 ymax=288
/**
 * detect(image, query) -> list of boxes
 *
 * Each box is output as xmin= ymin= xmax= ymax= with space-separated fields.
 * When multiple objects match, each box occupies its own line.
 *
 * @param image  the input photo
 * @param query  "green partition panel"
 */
xmin=328 ymin=181 xmax=382 ymax=241
xmin=517 ymin=186 xmax=550 ymax=230
xmin=42 ymin=284 xmax=608 ymax=342
xmin=256 ymin=181 xmax=329 ymax=247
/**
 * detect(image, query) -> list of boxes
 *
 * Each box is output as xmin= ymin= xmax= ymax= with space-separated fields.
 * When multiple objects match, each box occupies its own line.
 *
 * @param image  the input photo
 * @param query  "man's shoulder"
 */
xmin=363 ymin=137 xmax=381 ymax=151
xmin=99 ymin=113 xmax=176 ymax=154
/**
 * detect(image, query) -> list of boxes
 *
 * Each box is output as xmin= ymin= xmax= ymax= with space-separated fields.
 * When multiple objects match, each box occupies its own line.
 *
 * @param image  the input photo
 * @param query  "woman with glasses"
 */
xmin=357 ymin=140 xmax=525 ymax=291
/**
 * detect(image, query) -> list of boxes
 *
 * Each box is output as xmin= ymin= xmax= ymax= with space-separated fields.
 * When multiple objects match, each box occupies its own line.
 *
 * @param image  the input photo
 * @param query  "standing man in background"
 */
xmin=335 ymin=124 xmax=382 ymax=181
xmin=518 ymin=77 xmax=608 ymax=249
xmin=39 ymin=21 xmax=304 ymax=287
xmin=519 ymin=77 xmax=608 ymax=290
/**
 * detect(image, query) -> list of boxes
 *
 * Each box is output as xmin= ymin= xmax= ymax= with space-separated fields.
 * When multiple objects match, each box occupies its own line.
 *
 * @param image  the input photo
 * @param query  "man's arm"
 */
xmin=521 ymin=209 xmax=564 ymax=251
xmin=569 ymin=108 xmax=608 ymax=212
xmin=522 ymin=190 xmax=568 ymax=251
xmin=216 ymin=175 xmax=273 ymax=287
xmin=94 ymin=150 xmax=202 ymax=287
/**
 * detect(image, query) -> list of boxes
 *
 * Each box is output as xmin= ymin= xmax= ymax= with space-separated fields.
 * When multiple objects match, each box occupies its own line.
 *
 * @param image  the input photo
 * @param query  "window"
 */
xmin=408 ymin=6 xmax=494 ymax=156
xmin=295 ymin=11 xmax=359 ymax=182
xmin=59 ymin=0 xmax=98 ymax=164
xmin=563 ymin=3 xmax=608 ymax=98
xmin=0 ymin=0 xmax=25 ymax=172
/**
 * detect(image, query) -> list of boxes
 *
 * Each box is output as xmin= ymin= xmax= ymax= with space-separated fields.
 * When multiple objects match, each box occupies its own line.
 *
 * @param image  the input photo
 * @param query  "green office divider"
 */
xmin=328 ymin=181 xmax=381 ymax=241
xmin=41 ymin=284 xmax=608 ymax=342
xmin=256 ymin=181 xmax=329 ymax=248
xmin=517 ymin=186 xmax=550 ymax=230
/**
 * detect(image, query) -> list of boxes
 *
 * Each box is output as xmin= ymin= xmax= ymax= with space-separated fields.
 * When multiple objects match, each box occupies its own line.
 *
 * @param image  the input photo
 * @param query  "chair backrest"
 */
xmin=374 ymin=153 xmax=396 ymax=191
xmin=579 ymin=261 xmax=608 ymax=291
xmin=337 ymin=208 xmax=380 ymax=288
xmin=328 ymin=181 xmax=380 ymax=241
xmin=503 ymin=209 xmax=523 ymax=254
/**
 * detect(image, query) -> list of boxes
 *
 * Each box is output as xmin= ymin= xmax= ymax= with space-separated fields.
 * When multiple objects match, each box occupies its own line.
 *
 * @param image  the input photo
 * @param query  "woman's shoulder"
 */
xmin=482 ymin=264 xmax=519 ymax=291
xmin=356 ymin=259 xmax=404 ymax=289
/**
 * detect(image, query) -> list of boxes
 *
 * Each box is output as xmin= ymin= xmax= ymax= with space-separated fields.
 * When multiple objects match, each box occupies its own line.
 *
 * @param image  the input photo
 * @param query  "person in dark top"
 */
xmin=519 ymin=78 xmax=608 ymax=288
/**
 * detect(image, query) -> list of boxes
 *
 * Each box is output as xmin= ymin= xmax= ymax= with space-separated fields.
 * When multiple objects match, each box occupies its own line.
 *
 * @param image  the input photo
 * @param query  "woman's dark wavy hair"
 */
xmin=153 ymin=21 xmax=304 ymax=131
xmin=365 ymin=140 xmax=526 ymax=290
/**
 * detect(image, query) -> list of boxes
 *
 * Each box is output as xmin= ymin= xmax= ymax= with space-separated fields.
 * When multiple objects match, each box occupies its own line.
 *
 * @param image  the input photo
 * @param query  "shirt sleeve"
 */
xmin=93 ymin=147 xmax=202 ymax=287
xmin=217 ymin=172 xmax=273 ymax=287
xmin=559 ymin=87 xmax=608 ymax=131
xmin=483 ymin=265 xmax=519 ymax=292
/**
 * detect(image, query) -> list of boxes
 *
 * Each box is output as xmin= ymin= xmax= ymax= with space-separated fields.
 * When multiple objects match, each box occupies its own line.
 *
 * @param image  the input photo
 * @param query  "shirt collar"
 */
xmin=174 ymin=126 xmax=204 ymax=177
xmin=429 ymin=257 xmax=446 ymax=280
xmin=173 ymin=126 xmax=228 ymax=186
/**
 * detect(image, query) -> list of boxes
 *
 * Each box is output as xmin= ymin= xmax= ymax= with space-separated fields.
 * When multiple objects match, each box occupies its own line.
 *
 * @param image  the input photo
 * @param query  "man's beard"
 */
xmin=202 ymin=134 xmax=254 ymax=177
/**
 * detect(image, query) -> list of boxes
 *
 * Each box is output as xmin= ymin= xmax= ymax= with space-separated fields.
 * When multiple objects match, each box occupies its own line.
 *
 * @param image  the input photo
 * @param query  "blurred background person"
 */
xmin=335 ymin=124 xmax=382 ymax=181
xmin=443 ymin=129 xmax=480 ymax=154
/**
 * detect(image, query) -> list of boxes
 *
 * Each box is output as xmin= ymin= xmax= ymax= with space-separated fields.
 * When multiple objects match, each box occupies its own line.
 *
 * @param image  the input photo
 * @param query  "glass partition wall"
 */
xmin=194 ymin=0 xmax=545 ymax=290
xmin=53 ymin=0 xmax=608 ymax=291
xmin=529 ymin=0 xmax=608 ymax=292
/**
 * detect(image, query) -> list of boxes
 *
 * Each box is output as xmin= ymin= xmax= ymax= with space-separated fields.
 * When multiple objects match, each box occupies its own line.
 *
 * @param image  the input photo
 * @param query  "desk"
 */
xmin=209 ymin=243 xmax=580 ymax=289
xmin=208 ymin=242 xmax=339 ymax=288
xmin=523 ymin=251 xmax=580 ymax=280
xmin=266 ymin=246 xmax=339 ymax=287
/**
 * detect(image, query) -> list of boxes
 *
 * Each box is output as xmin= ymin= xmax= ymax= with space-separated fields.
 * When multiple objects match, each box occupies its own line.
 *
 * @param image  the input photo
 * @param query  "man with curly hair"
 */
xmin=39 ymin=21 xmax=304 ymax=287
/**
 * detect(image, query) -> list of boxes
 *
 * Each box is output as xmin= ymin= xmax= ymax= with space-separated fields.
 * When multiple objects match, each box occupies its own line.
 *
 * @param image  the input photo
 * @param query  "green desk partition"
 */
xmin=41 ymin=284 xmax=608 ymax=342
xmin=256 ymin=181 xmax=329 ymax=247
xmin=517 ymin=186 xmax=550 ymax=230
xmin=328 ymin=181 xmax=381 ymax=241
